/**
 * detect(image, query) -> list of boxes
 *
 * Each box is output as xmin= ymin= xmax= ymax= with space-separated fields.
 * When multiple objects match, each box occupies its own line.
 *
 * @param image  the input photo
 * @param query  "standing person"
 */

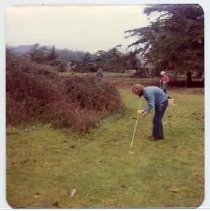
xmin=160 ymin=71 xmax=170 ymax=94
xmin=96 ymin=68 xmax=104 ymax=79
xmin=132 ymin=84 xmax=168 ymax=141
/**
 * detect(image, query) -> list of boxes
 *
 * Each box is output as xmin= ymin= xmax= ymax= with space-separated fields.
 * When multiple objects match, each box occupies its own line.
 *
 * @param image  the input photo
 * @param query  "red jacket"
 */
xmin=160 ymin=74 xmax=169 ymax=84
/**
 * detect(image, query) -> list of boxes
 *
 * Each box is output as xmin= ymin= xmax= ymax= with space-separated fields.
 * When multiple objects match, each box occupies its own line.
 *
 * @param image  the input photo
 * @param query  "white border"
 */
xmin=1 ymin=0 xmax=209 ymax=210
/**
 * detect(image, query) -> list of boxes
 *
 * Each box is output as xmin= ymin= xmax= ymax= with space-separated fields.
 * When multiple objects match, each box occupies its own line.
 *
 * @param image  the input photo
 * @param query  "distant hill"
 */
xmin=6 ymin=44 xmax=36 ymax=55
xmin=6 ymin=44 xmax=91 ymax=62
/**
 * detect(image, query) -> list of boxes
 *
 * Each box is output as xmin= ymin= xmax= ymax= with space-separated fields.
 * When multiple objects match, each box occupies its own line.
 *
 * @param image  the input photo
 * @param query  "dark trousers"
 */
xmin=161 ymin=83 xmax=167 ymax=94
xmin=152 ymin=101 xmax=168 ymax=139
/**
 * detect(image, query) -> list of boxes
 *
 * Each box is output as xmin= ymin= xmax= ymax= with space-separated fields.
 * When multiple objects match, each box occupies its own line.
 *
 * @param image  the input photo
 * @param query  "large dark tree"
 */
xmin=126 ymin=4 xmax=204 ymax=74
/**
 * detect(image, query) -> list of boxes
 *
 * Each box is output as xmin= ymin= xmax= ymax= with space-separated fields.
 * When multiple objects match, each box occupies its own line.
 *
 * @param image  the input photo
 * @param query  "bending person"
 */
xmin=132 ymin=84 xmax=168 ymax=141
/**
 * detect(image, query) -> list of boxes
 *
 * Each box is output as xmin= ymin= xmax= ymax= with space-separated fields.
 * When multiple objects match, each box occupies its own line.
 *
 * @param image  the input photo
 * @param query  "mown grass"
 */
xmin=6 ymin=88 xmax=204 ymax=208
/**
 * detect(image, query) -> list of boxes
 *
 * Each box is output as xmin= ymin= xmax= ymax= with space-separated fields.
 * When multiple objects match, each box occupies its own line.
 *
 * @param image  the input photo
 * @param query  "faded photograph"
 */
xmin=6 ymin=4 xmax=204 ymax=208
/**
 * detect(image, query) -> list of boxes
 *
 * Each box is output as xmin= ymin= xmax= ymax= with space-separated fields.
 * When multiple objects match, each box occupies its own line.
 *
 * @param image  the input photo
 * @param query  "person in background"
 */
xmin=160 ymin=71 xmax=170 ymax=94
xmin=160 ymin=71 xmax=175 ymax=105
xmin=132 ymin=84 xmax=168 ymax=141
xmin=96 ymin=68 xmax=104 ymax=79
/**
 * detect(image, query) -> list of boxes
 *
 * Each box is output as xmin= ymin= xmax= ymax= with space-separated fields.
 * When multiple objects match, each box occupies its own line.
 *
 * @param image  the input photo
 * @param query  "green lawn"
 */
xmin=6 ymin=88 xmax=204 ymax=208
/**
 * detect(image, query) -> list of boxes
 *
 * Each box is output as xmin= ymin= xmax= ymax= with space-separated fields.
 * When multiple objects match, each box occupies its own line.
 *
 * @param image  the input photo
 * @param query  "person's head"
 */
xmin=132 ymin=84 xmax=144 ymax=96
xmin=160 ymin=71 xmax=166 ymax=76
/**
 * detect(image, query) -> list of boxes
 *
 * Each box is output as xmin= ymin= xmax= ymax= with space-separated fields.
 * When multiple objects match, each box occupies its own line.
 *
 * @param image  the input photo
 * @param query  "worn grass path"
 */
xmin=7 ymin=88 xmax=204 ymax=208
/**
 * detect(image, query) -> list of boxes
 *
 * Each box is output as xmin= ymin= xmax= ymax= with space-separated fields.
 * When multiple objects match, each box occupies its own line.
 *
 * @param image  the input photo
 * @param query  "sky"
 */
xmin=6 ymin=5 xmax=150 ymax=53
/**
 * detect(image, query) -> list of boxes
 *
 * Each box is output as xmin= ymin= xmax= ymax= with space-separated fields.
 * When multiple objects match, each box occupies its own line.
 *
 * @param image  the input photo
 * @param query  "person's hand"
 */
xmin=138 ymin=110 xmax=148 ymax=117
xmin=138 ymin=109 xmax=144 ymax=114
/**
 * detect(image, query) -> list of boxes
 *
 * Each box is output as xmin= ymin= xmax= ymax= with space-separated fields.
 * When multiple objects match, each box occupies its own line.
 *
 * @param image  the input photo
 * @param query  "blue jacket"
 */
xmin=142 ymin=86 xmax=168 ymax=112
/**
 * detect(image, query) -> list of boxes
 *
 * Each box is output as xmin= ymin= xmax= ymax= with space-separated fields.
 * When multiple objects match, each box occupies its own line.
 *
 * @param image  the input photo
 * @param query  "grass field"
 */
xmin=6 ymin=87 xmax=204 ymax=208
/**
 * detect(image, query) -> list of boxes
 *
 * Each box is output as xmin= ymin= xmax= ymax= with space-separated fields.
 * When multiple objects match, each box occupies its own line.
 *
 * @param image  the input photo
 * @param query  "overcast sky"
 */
xmin=6 ymin=5 xmax=150 ymax=53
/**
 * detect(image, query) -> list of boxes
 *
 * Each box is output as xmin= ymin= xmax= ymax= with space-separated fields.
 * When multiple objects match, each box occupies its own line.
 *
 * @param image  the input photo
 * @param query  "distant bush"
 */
xmin=6 ymin=52 xmax=124 ymax=132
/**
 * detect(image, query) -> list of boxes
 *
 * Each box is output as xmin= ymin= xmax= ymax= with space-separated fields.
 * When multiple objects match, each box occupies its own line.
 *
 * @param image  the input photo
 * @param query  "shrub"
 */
xmin=6 ymin=52 xmax=124 ymax=132
xmin=63 ymin=76 xmax=124 ymax=113
xmin=6 ymin=96 xmax=27 ymax=125
xmin=43 ymin=101 xmax=100 ymax=132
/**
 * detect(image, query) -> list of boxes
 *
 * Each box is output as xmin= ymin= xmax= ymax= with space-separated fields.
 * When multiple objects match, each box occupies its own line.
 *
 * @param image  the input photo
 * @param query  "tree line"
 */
xmin=8 ymin=4 xmax=204 ymax=79
xmin=28 ymin=44 xmax=140 ymax=73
